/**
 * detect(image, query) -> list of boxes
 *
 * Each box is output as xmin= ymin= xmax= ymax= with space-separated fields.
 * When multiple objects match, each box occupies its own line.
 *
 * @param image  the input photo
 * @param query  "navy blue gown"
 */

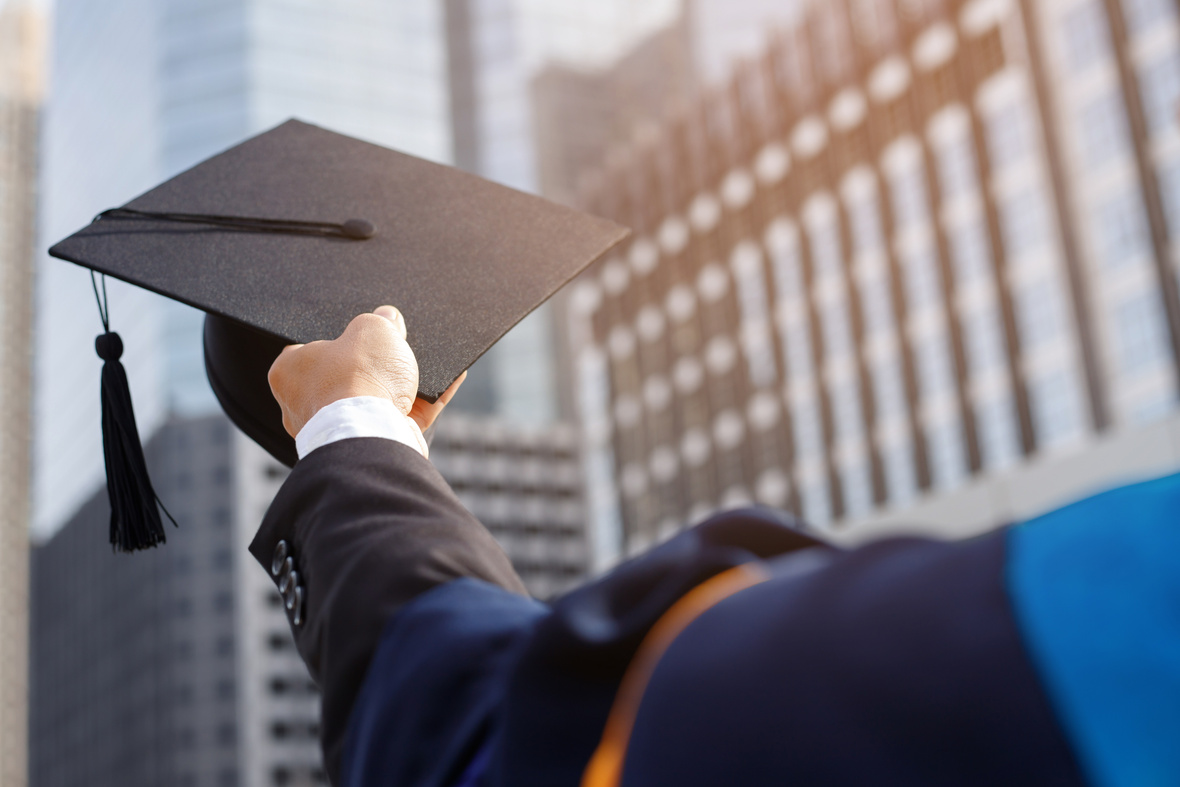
xmin=250 ymin=437 xmax=1180 ymax=787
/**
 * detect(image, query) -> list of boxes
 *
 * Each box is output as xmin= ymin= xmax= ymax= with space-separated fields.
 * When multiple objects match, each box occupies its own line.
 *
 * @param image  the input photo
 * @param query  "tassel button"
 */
xmin=95 ymin=332 xmax=123 ymax=361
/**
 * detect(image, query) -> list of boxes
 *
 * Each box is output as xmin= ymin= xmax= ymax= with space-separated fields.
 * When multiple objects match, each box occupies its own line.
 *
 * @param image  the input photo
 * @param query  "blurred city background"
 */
xmin=0 ymin=0 xmax=1177 ymax=784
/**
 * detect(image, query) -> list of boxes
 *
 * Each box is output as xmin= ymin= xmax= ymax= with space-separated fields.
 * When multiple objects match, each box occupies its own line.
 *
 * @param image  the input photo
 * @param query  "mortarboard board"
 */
xmin=49 ymin=119 xmax=629 ymax=551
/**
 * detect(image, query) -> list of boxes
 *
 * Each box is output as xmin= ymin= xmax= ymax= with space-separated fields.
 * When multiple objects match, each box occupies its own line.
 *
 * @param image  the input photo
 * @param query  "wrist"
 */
xmin=294 ymin=381 xmax=404 ymax=436
xmin=295 ymin=396 xmax=428 ymax=460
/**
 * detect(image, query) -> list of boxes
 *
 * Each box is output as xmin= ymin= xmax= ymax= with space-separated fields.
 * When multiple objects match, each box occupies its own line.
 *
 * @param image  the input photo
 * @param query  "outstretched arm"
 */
xmin=252 ymin=306 xmax=528 ymax=781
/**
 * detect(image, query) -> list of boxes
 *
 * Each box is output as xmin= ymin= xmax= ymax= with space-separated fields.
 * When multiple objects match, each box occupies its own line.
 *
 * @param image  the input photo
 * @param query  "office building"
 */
xmin=430 ymin=413 xmax=589 ymax=599
xmin=231 ymin=437 xmax=321 ymax=787
xmin=0 ymin=5 xmax=43 ymax=786
xmin=32 ymin=417 xmax=257 ymax=787
xmin=565 ymin=0 xmax=1180 ymax=560
xmin=32 ymin=415 xmax=325 ymax=787
xmin=31 ymin=409 xmax=591 ymax=787
xmin=686 ymin=0 xmax=805 ymax=86
xmin=531 ymin=14 xmax=698 ymax=208
xmin=442 ymin=0 xmax=687 ymax=425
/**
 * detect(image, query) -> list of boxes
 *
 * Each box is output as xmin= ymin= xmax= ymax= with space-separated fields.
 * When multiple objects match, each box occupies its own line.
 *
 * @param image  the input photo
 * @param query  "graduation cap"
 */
xmin=49 ymin=119 xmax=629 ymax=552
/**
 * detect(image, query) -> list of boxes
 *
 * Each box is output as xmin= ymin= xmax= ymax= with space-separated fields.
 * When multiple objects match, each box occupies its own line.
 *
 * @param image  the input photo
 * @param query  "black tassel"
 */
xmin=91 ymin=274 xmax=177 ymax=552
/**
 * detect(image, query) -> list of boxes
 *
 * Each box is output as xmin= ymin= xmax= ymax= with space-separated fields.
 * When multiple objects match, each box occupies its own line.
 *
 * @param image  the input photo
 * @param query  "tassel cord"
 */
xmin=91 ymin=272 xmax=177 ymax=552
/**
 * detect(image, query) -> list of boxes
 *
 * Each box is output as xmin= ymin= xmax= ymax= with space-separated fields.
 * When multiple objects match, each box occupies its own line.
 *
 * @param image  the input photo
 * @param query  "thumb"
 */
xmin=373 ymin=305 xmax=407 ymax=340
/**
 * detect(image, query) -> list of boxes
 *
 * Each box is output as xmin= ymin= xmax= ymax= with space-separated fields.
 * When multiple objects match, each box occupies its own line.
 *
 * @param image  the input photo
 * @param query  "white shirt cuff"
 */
xmin=295 ymin=396 xmax=428 ymax=461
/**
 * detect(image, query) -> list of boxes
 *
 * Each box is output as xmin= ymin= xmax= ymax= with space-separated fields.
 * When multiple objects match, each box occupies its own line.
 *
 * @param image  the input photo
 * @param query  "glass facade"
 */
xmin=569 ymin=0 xmax=1180 ymax=550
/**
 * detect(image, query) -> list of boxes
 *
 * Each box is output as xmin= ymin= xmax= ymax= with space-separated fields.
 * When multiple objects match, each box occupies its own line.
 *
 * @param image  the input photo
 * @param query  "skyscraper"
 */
xmin=442 ymin=0 xmax=686 ymax=425
xmin=565 ymin=0 xmax=1180 ymax=560
xmin=31 ymin=416 xmax=264 ymax=787
xmin=0 ymin=5 xmax=43 ymax=785
xmin=35 ymin=0 xmax=453 ymax=535
xmin=686 ymin=0 xmax=804 ymax=86
xmin=430 ymin=413 xmax=589 ymax=599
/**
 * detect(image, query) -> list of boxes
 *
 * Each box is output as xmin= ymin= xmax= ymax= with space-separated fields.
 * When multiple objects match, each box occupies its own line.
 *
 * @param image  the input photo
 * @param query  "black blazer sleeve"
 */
xmin=248 ymin=437 xmax=528 ymax=783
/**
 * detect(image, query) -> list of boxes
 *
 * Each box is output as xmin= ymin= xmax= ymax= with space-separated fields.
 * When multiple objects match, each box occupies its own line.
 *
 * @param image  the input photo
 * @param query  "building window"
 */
xmin=212 ymin=548 xmax=232 ymax=571
xmin=902 ymin=248 xmax=942 ymax=313
xmin=874 ymin=362 xmax=907 ymax=422
xmin=766 ymin=220 xmax=805 ymax=302
xmin=1121 ymin=0 xmax=1175 ymax=33
xmin=1017 ymin=278 xmax=1065 ymax=349
xmin=267 ymin=632 xmax=293 ymax=652
xmin=851 ymin=0 xmax=898 ymax=50
xmin=1139 ymin=52 xmax=1180 ymax=135
xmin=808 ymin=216 xmax=844 ymax=281
xmin=1001 ymin=190 xmax=1048 ymax=257
xmin=950 ymin=222 xmax=991 ymax=286
xmin=977 ymin=396 xmax=1021 ymax=470
xmin=841 ymin=463 xmax=874 ymax=517
xmin=802 ymin=480 xmax=832 ymax=526
xmin=1063 ymin=0 xmax=1112 ymax=71
xmin=859 ymin=274 xmax=895 ymax=334
xmin=928 ymin=419 xmax=967 ymax=489
xmin=784 ymin=324 xmax=814 ymax=379
xmin=916 ymin=333 xmax=955 ymax=399
xmin=883 ymin=441 xmax=917 ymax=504
xmin=890 ymin=166 xmax=929 ymax=228
xmin=215 ymin=679 xmax=235 ymax=700
xmin=1080 ymin=92 xmax=1131 ymax=169
xmin=1031 ymin=369 xmax=1084 ymax=448
xmin=217 ymin=722 xmax=236 ymax=746
xmin=214 ymin=593 xmax=234 ymax=614
xmin=1097 ymin=190 xmax=1151 ymax=267
xmin=986 ymin=102 xmax=1032 ymax=170
xmin=793 ymin=400 xmax=825 ymax=460
xmin=936 ymin=135 xmax=978 ymax=201
xmin=741 ymin=330 xmax=778 ymax=388
xmin=1115 ymin=292 xmax=1170 ymax=378
xmin=966 ymin=306 xmax=1007 ymax=373
xmin=849 ymin=196 xmax=884 ymax=254
xmin=731 ymin=242 xmax=771 ymax=324
xmin=832 ymin=383 xmax=865 ymax=442
xmin=822 ymin=300 xmax=855 ymax=359
xmin=816 ymin=5 xmax=853 ymax=82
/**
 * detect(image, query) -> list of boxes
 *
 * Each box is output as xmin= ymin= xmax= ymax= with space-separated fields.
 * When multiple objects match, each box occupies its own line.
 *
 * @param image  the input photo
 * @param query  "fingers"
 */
xmin=267 ymin=306 xmax=419 ymax=438
xmin=407 ymin=371 xmax=467 ymax=433
xmin=373 ymin=305 xmax=407 ymax=340
xmin=437 ymin=370 xmax=467 ymax=406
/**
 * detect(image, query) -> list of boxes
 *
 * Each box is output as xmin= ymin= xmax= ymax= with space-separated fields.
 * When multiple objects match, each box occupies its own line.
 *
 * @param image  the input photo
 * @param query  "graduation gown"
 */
xmin=250 ymin=437 xmax=1180 ymax=787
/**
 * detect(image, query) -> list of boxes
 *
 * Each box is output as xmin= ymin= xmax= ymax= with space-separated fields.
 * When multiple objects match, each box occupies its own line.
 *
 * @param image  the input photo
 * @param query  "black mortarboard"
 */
xmin=49 ymin=119 xmax=628 ymax=551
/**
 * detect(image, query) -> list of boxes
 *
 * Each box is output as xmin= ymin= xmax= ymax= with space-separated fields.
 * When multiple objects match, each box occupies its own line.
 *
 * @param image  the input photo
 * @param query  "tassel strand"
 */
xmin=92 ymin=272 xmax=177 ymax=552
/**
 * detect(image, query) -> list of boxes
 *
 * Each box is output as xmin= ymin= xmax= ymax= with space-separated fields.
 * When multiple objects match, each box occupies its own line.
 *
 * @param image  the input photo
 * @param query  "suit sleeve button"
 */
xmin=271 ymin=540 xmax=289 ymax=576
xmin=292 ymin=587 xmax=305 ymax=627
xmin=279 ymin=565 xmax=296 ymax=595
xmin=283 ymin=572 xmax=300 ymax=610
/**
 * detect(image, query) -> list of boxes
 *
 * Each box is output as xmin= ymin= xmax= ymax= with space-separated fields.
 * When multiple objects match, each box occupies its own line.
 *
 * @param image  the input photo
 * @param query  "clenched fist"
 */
xmin=268 ymin=305 xmax=465 ymax=437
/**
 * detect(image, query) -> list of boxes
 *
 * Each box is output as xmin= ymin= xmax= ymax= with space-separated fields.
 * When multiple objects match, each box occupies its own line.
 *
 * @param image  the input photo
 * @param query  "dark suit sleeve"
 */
xmin=248 ymin=437 xmax=528 ymax=783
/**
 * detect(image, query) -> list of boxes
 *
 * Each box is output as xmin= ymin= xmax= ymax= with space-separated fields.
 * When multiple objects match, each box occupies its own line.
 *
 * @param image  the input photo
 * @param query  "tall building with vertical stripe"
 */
xmin=565 ymin=0 xmax=1180 ymax=560
xmin=0 ymin=5 xmax=43 ymax=786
